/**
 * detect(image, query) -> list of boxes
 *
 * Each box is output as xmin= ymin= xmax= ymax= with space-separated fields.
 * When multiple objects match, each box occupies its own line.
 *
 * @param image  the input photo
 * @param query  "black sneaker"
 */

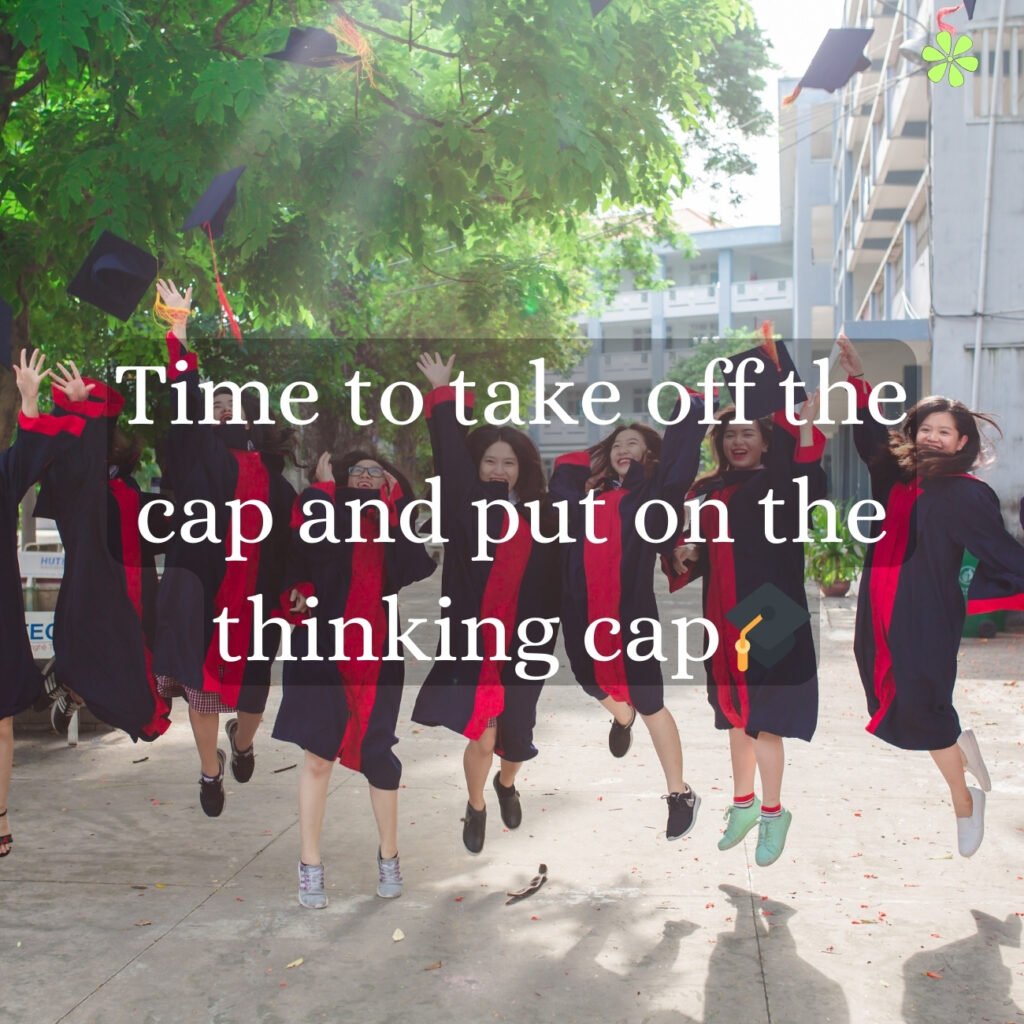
xmin=50 ymin=689 xmax=81 ymax=736
xmin=462 ymin=802 xmax=486 ymax=854
xmin=608 ymin=708 xmax=636 ymax=758
xmin=34 ymin=657 xmax=61 ymax=711
xmin=226 ymin=718 xmax=255 ymax=783
xmin=665 ymin=787 xmax=700 ymax=841
xmin=493 ymin=772 xmax=522 ymax=830
xmin=200 ymin=750 xmax=227 ymax=818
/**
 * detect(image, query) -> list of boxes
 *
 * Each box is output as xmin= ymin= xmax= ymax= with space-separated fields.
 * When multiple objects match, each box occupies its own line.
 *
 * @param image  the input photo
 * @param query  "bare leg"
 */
xmin=931 ymin=745 xmax=973 ymax=817
xmin=368 ymin=785 xmax=399 ymax=860
xmin=464 ymin=726 xmax=497 ymax=811
xmin=233 ymin=710 xmax=262 ymax=751
xmin=600 ymin=695 xmax=634 ymax=726
xmin=188 ymin=707 xmax=221 ymax=777
xmin=641 ymin=707 xmax=685 ymax=793
xmin=728 ymin=728 xmax=757 ymax=798
xmin=299 ymin=751 xmax=333 ymax=865
xmin=753 ymin=732 xmax=785 ymax=807
xmin=0 ymin=716 xmax=13 ymax=855
xmin=498 ymin=759 xmax=522 ymax=788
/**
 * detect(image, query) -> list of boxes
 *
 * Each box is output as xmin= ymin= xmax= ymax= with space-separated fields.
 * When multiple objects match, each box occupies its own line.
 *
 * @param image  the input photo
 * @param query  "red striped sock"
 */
xmin=761 ymin=803 xmax=782 ymax=817
xmin=733 ymin=793 xmax=755 ymax=808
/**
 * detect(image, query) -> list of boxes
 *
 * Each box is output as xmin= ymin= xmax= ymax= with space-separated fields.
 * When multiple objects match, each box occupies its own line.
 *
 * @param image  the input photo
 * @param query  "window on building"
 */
xmin=914 ymin=208 xmax=930 ymax=256
xmin=633 ymin=389 xmax=650 ymax=413
xmin=903 ymin=365 xmax=923 ymax=408
xmin=969 ymin=30 xmax=1024 ymax=120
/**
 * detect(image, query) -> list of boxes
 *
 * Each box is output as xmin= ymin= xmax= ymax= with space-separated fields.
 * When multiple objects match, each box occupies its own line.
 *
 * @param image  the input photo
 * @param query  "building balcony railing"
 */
xmin=598 ymin=349 xmax=653 ymax=378
xmin=602 ymin=289 xmax=652 ymax=321
xmin=665 ymin=283 xmax=719 ymax=316
xmin=730 ymin=277 xmax=794 ymax=311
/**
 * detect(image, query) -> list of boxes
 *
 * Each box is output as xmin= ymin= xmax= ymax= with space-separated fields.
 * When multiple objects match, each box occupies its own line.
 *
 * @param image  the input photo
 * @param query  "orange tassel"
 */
xmin=759 ymin=320 xmax=781 ymax=371
xmin=330 ymin=15 xmax=376 ymax=85
xmin=782 ymin=85 xmax=802 ymax=106
xmin=153 ymin=294 xmax=191 ymax=327
xmin=205 ymin=223 xmax=243 ymax=345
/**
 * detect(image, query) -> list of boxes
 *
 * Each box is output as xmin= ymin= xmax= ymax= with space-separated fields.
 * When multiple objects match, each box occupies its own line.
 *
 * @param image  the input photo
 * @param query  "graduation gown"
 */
xmin=550 ymin=394 xmax=708 ymax=716
xmin=665 ymin=412 xmax=827 ymax=741
xmin=34 ymin=380 xmax=171 ymax=741
xmin=850 ymin=377 xmax=1024 ymax=750
xmin=273 ymin=481 xmax=436 ymax=788
xmin=1 ymin=409 xmax=85 ymax=719
xmin=411 ymin=387 xmax=562 ymax=756
xmin=152 ymin=332 xmax=296 ymax=713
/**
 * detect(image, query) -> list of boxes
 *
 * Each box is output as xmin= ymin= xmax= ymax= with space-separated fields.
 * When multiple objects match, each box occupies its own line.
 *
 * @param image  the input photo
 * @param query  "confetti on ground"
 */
xmin=134 ymin=920 xmax=152 ymax=927
xmin=273 ymin=764 xmax=297 ymax=774
xmin=424 ymin=961 xmax=443 ymax=971
xmin=393 ymin=929 xmax=405 ymax=942
xmin=925 ymin=971 xmax=943 ymax=980
xmin=286 ymin=958 xmax=304 ymax=969
xmin=132 ymin=757 xmax=149 ymax=764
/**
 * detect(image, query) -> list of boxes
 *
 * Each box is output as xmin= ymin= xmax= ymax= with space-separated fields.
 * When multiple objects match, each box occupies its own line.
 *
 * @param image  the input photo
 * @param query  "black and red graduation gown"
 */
xmin=34 ymin=380 xmax=171 ymax=740
xmin=152 ymin=332 xmax=296 ymax=713
xmin=411 ymin=387 xmax=562 ymax=759
xmin=1 ymin=409 xmax=85 ymax=719
xmin=665 ymin=411 xmax=827 ymax=741
xmin=550 ymin=394 xmax=708 ymax=716
xmin=850 ymin=377 xmax=1024 ymax=750
xmin=273 ymin=481 xmax=436 ymax=788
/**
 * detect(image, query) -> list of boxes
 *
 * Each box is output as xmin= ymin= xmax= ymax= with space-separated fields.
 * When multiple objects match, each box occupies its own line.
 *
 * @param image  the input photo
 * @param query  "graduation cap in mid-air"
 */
xmin=265 ymin=26 xmax=360 ymax=68
xmin=783 ymin=28 xmax=874 ymax=105
xmin=180 ymin=168 xmax=246 ymax=344
xmin=719 ymin=327 xmax=807 ymax=421
xmin=0 ymin=298 xmax=12 ymax=369
xmin=725 ymin=583 xmax=811 ymax=673
xmin=67 ymin=231 xmax=159 ymax=322
xmin=965 ymin=0 xmax=978 ymax=17
xmin=590 ymin=0 xmax=614 ymax=15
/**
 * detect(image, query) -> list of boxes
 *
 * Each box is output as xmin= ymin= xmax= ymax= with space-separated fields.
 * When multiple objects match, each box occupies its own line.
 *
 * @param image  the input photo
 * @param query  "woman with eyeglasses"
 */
xmin=150 ymin=280 xmax=297 ymax=818
xmin=411 ymin=353 xmax=562 ymax=855
xmin=273 ymin=449 xmax=436 ymax=907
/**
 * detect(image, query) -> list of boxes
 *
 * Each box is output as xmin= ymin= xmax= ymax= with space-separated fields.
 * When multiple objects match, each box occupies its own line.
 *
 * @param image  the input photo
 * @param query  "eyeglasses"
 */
xmin=348 ymin=465 xmax=385 ymax=479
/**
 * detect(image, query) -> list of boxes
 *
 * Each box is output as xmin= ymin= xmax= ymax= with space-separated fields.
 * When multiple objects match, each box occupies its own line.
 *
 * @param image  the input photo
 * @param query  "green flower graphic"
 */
xmin=922 ymin=31 xmax=980 ymax=87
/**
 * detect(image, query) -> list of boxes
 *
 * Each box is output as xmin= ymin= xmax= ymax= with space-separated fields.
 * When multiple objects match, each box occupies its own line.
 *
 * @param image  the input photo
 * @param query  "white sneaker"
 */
xmin=957 ymin=729 xmax=992 ymax=792
xmin=956 ymin=787 xmax=986 ymax=858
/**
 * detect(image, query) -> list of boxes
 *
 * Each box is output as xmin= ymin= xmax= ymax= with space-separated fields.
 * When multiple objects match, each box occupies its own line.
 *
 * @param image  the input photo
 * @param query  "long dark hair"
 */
xmin=466 ymin=425 xmax=547 ymax=505
xmin=693 ymin=406 xmax=773 ymax=493
xmin=586 ymin=421 xmax=663 ymax=492
xmin=213 ymin=386 xmax=299 ymax=462
xmin=884 ymin=396 xmax=999 ymax=480
xmin=311 ymin=448 xmax=416 ymax=502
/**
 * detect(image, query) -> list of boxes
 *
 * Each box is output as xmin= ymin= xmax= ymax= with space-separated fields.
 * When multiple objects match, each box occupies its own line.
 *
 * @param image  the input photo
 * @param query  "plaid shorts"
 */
xmin=156 ymin=675 xmax=235 ymax=716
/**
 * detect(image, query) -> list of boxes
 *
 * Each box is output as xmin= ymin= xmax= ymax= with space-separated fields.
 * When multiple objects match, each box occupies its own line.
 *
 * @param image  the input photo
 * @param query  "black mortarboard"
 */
xmin=720 ymin=335 xmax=806 ymax=420
xmin=965 ymin=0 xmax=977 ymax=17
xmin=784 ymin=28 xmax=873 ymax=104
xmin=725 ymin=583 xmax=810 ymax=671
xmin=0 ymin=298 xmax=12 ymax=369
xmin=67 ymin=231 xmax=158 ymax=321
xmin=265 ymin=27 xmax=359 ymax=67
xmin=181 ymin=166 xmax=245 ymax=240
xmin=590 ymin=0 xmax=614 ymax=14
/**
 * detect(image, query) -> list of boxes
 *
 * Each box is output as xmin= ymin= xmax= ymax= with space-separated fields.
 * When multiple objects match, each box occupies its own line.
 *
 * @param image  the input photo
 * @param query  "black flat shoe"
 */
xmin=226 ymin=718 xmax=255 ymax=784
xmin=462 ymin=802 xmax=486 ymax=854
xmin=608 ymin=708 xmax=636 ymax=758
xmin=200 ymin=750 xmax=227 ymax=818
xmin=493 ymin=772 xmax=523 ymax=830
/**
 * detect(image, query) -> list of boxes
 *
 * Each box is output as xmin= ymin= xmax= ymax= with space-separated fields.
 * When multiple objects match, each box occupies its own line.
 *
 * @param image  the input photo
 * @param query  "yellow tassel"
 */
xmin=153 ymin=294 xmax=192 ymax=327
xmin=330 ymin=15 xmax=376 ymax=86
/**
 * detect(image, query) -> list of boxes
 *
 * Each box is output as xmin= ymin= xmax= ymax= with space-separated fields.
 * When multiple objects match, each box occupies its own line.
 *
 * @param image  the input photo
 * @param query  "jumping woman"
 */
xmin=838 ymin=334 xmax=1024 ymax=857
xmin=1 ymin=349 xmax=87 ymax=857
xmin=412 ymin=353 xmax=562 ymax=855
xmin=273 ymin=449 xmax=436 ymax=907
xmin=550 ymin=389 xmax=708 ymax=841
xmin=665 ymin=386 xmax=825 ymax=866
xmin=152 ymin=279 xmax=296 ymax=817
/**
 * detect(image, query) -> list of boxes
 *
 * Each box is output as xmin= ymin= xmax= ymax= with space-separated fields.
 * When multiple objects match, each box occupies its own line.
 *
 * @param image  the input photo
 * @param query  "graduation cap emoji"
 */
xmin=783 ymin=28 xmax=874 ymax=105
xmin=67 ymin=230 xmax=159 ymax=322
xmin=725 ymin=584 xmax=810 ymax=673
xmin=181 ymin=166 xmax=245 ymax=241
xmin=720 ymin=328 xmax=807 ymax=421
xmin=0 ymin=298 xmax=12 ymax=369
xmin=266 ymin=26 xmax=361 ymax=68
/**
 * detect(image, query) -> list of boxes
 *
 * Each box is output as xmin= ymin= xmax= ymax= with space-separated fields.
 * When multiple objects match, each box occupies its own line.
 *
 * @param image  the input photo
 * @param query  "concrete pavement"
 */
xmin=2 ymin=578 xmax=1022 ymax=1024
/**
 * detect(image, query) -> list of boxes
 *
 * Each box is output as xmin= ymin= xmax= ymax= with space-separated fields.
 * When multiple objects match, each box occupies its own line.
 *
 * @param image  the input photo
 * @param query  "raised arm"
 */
xmin=418 ymin=352 xmax=478 ymax=513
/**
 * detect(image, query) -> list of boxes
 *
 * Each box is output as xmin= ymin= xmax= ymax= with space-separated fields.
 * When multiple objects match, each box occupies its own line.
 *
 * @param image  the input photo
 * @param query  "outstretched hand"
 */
xmin=314 ymin=451 xmax=335 ymax=483
xmin=52 ymin=361 xmax=96 ymax=404
xmin=13 ymin=348 xmax=50 ymax=409
xmin=835 ymin=333 xmax=863 ymax=378
xmin=156 ymin=279 xmax=192 ymax=313
xmin=417 ymin=352 xmax=455 ymax=390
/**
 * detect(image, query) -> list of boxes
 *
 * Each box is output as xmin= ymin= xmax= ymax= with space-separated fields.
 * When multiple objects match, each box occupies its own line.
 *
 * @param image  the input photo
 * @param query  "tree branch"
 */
xmin=213 ymin=0 xmax=257 ymax=58
xmin=9 ymin=64 xmax=47 ymax=102
xmin=373 ymin=89 xmax=445 ymax=127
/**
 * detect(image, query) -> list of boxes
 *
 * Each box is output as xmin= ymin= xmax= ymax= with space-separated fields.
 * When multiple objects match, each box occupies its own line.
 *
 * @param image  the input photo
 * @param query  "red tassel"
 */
xmin=205 ymin=223 xmax=243 ymax=346
xmin=759 ymin=320 xmax=781 ymax=372
xmin=782 ymin=84 xmax=802 ymax=106
xmin=937 ymin=4 xmax=964 ymax=33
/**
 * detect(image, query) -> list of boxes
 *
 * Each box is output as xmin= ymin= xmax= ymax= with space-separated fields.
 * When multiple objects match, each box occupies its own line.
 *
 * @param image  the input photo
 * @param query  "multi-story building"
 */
xmin=534 ymin=211 xmax=797 ymax=464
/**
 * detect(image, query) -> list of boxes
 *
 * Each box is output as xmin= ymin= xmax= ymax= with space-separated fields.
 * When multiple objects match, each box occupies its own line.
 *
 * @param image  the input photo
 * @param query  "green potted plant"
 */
xmin=805 ymin=503 xmax=866 ymax=598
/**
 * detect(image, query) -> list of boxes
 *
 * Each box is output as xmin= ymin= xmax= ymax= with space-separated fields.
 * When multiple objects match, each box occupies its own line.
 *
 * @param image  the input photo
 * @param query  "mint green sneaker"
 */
xmin=718 ymin=798 xmax=762 ymax=851
xmin=754 ymin=809 xmax=793 ymax=867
